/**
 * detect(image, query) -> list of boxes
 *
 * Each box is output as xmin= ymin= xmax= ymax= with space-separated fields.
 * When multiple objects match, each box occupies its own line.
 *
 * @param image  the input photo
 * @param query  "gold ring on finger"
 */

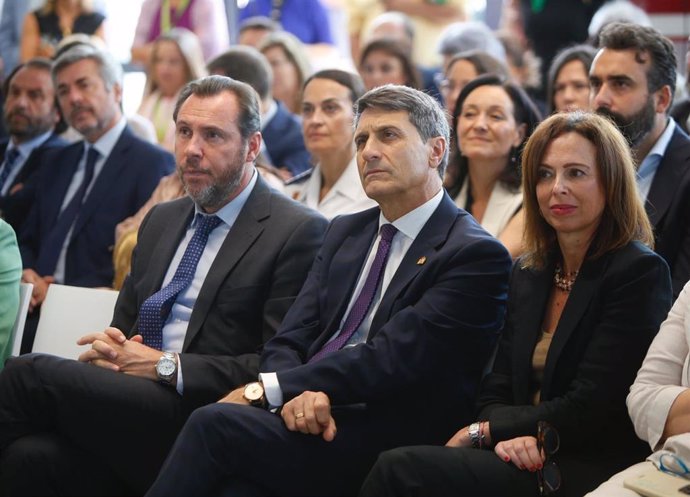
xmin=295 ymin=412 xmax=304 ymax=419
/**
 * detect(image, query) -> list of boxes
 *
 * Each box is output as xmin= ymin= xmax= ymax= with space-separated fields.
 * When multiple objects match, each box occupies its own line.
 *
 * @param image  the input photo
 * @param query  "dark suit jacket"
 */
xmin=646 ymin=123 xmax=690 ymax=297
xmin=262 ymin=101 xmax=311 ymax=176
xmin=19 ymin=126 xmax=174 ymax=287
xmin=111 ymin=176 xmax=328 ymax=410
xmin=0 ymin=133 xmax=67 ymax=234
xmin=478 ymin=242 xmax=672 ymax=496
xmin=261 ymin=193 xmax=512 ymax=446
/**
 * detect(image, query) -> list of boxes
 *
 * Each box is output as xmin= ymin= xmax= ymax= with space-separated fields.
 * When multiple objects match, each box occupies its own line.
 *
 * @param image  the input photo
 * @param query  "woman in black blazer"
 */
xmin=360 ymin=112 xmax=673 ymax=497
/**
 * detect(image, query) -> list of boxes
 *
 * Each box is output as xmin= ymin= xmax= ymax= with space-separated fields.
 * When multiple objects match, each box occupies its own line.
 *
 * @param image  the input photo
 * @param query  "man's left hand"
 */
xmin=77 ymin=327 xmax=162 ymax=381
xmin=281 ymin=391 xmax=337 ymax=442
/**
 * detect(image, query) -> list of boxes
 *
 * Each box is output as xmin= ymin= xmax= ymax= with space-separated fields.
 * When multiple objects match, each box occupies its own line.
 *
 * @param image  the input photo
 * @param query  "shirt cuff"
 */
xmin=175 ymin=354 xmax=184 ymax=395
xmin=259 ymin=372 xmax=283 ymax=408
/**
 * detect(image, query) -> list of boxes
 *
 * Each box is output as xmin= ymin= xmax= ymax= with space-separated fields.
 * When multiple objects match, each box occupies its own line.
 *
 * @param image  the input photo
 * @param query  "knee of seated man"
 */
xmin=0 ymin=434 xmax=64 ymax=494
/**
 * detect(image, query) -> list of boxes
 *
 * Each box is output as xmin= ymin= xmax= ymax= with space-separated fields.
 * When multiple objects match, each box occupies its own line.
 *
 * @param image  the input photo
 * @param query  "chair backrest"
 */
xmin=9 ymin=283 xmax=33 ymax=357
xmin=32 ymin=284 xmax=120 ymax=360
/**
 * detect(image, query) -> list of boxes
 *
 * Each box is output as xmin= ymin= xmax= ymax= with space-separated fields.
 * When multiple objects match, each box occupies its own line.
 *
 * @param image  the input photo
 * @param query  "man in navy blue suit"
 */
xmin=145 ymin=84 xmax=512 ymax=497
xmin=0 ymin=58 xmax=67 ymax=235
xmin=19 ymin=45 xmax=174 ymax=310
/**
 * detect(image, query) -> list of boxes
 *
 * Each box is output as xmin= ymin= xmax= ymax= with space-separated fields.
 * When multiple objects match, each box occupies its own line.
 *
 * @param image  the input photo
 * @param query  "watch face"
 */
xmin=244 ymin=383 xmax=264 ymax=401
xmin=158 ymin=358 xmax=176 ymax=377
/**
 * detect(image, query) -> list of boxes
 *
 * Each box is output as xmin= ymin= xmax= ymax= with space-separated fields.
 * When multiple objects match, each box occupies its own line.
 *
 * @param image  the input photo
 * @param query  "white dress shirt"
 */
xmin=0 ymin=130 xmax=53 ymax=195
xmin=285 ymin=156 xmax=377 ymax=220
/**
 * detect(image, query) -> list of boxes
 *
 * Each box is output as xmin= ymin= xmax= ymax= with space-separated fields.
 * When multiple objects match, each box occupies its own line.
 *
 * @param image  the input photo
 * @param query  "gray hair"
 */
xmin=354 ymin=84 xmax=450 ymax=178
xmin=52 ymin=44 xmax=123 ymax=91
xmin=437 ymin=21 xmax=506 ymax=63
xmin=173 ymin=75 xmax=261 ymax=141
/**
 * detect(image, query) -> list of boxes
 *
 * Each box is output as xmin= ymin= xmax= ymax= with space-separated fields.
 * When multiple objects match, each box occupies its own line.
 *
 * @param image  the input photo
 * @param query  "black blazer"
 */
xmin=0 ymin=133 xmax=67 ymax=234
xmin=261 ymin=193 xmax=512 ymax=446
xmin=646 ymin=123 xmax=690 ymax=297
xmin=111 ymin=176 xmax=328 ymax=410
xmin=478 ymin=241 xmax=672 ymax=496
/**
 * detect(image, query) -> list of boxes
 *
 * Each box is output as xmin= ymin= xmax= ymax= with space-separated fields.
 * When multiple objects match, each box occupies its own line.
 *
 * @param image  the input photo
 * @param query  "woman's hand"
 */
xmin=494 ymin=436 xmax=544 ymax=471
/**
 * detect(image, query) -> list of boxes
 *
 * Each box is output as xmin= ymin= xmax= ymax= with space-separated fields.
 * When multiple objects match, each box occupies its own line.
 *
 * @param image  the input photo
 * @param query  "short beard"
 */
xmin=596 ymin=97 xmax=656 ymax=148
xmin=180 ymin=160 xmax=246 ymax=212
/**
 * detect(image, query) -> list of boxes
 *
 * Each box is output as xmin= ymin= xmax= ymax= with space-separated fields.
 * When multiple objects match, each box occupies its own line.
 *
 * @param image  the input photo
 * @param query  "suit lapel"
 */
xmin=511 ymin=262 xmax=552 ymax=404
xmin=44 ymin=143 xmax=82 ymax=229
xmin=316 ymin=213 xmax=379 ymax=347
xmin=540 ymin=254 xmax=608 ymax=396
xmin=368 ymin=194 xmax=457 ymax=337
xmin=646 ymin=126 xmax=690 ymax=226
xmin=182 ymin=177 xmax=271 ymax=349
xmin=71 ymin=129 xmax=132 ymax=238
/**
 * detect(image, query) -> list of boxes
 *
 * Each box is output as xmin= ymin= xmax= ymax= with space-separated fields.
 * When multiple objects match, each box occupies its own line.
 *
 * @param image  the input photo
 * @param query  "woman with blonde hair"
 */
xmin=137 ymin=27 xmax=207 ymax=152
xmin=20 ymin=0 xmax=105 ymax=61
xmin=361 ymin=112 xmax=673 ymax=497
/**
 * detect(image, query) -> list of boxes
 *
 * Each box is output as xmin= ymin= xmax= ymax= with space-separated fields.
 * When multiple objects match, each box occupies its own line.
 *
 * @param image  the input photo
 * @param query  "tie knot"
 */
xmin=379 ymin=223 xmax=397 ymax=243
xmin=86 ymin=146 xmax=100 ymax=163
xmin=195 ymin=214 xmax=222 ymax=234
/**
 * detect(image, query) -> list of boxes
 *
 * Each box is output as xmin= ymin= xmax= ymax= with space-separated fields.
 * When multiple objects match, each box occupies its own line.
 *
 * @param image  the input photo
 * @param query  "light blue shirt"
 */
xmin=0 ymin=131 xmax=53 ymax=196
xmin=53 ymin=117 xmax=128 ymax=283
xmin=261 ymin=188 xmax=445 ymax=407
xmin=637 ymin=118 xmax=675 ymax=202
xmin=161 ymin=169 xmax=258 ymax=394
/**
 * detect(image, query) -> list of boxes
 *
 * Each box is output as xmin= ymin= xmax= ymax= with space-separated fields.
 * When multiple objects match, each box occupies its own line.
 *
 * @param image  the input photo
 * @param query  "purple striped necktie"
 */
xmin=310 ymin=223 xmax=398 ymax=362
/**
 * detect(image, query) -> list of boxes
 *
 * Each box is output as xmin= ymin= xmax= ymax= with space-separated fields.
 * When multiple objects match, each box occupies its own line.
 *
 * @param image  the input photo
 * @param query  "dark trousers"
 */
xmin=0 ymin=354 xmax=187 ymax=496
xmin=145 ymin=403 xmax=388 ymax=497
xmin=359 ymin=445 xmax=538 ymax=497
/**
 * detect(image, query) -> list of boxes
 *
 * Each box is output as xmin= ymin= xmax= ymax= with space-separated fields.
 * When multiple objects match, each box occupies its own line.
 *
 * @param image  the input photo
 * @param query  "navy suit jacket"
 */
xmin=262 ymin=101 xmax=311 ymax=176
xmin=20 ymin=126 xmax=174 ymax=287
xmin=261 ymin=193 xmax=512 ymax=446
xmin=0 ymin=133 xmax=67 ymax=234
xmin=646 ymin=123 xmax=690 ymax=297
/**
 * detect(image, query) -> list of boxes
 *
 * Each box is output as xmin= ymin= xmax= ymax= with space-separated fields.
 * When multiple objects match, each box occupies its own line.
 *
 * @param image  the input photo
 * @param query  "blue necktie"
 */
xmin=310 ymin=224 xmax=398 ymax=362
xmin=138 ymin=214 xmax=223 ymax=349
xmin=0 ymin=148 xmax=21 ymax=193
xmin=35 ymin=146 xmax=100 ymax=276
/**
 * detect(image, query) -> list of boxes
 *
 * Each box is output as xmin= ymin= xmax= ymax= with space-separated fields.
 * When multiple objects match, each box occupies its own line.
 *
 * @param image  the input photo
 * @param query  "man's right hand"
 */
xmin=21 ymin=269 xmax=53 ymax=311
xmin=281 ymin=391 xmax=337 ymax=442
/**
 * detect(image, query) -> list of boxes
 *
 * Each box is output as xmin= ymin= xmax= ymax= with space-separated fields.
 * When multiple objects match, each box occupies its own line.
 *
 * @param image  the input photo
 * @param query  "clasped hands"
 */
xmin=445 ymin=423 xmax=544 ymax=472
xmin=77 ymin=327 xmax=162 ymax=381
xmin=218 ymin=388 xmax=337 ymax=442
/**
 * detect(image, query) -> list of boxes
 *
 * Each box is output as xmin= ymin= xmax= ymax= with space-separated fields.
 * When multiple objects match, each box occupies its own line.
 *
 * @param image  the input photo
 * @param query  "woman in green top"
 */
xmin=0 ymin=219 xmax=22 ymax=367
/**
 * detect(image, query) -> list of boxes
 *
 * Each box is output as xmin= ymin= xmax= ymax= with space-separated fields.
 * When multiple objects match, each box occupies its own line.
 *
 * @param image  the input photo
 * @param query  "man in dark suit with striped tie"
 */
xmin=145 ymin=85 xmax=512 ymax=497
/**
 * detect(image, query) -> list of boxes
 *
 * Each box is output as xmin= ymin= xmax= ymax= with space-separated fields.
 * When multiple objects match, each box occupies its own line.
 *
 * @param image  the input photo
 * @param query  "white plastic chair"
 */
xmin=9 ymin=283 xmax=33 ymax=357
xmin=32 ymin=284 xmax=119 ymax=360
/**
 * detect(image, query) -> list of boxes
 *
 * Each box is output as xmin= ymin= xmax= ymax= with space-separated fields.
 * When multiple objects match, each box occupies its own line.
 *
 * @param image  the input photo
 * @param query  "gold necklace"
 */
xmin=553 ymin=264 xmax=578 ymax=292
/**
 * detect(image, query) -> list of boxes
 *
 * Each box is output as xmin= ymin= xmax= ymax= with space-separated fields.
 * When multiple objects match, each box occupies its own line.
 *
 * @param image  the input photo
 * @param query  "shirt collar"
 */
xmin=87 ymin=115 xmax=127 ymax=158
xmin=10 ymin=130 xmax=53 ymax=159
xmin=379 ymin=188 xmax=445 ymax=240
xmin=193 ymin=167 xmax=258 ymax=227
xmin=330 ymin=155 xmax=365 ymax=200
xmin=644 ymin=118 xmax=675 ymax=161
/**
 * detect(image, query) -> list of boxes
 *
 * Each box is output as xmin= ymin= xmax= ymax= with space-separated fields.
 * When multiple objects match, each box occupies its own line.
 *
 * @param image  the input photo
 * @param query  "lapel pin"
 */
xmin=417 ymin=256 xmax=427 ymax=265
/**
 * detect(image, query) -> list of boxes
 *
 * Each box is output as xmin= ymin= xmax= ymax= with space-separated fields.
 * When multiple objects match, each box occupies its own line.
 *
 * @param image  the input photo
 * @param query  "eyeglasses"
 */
xmin=537 ymin=421 xmax=562 ymax=496
xmin=659 ymin=453 xmax=690 ymax=480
